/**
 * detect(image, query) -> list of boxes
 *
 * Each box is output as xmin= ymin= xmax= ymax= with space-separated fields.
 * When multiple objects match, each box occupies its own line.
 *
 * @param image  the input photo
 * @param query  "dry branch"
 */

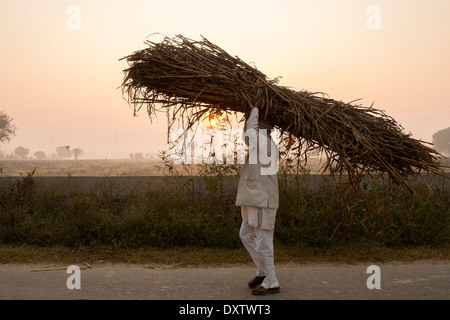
xmin=120 ymin=34 xmax=446 ymax=190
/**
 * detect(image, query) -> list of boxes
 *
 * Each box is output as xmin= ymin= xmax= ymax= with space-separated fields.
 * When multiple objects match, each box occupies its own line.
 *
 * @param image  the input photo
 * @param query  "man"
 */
xmin=235 ymin=98 xmax=280 ymax=295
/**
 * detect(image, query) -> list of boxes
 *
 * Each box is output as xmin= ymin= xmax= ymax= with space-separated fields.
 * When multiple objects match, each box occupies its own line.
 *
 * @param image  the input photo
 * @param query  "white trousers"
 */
xmin=239 ymin=207 xmax=279 ymax=289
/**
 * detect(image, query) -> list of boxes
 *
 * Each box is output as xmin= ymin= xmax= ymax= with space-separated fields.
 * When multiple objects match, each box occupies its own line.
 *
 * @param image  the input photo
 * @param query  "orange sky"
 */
xmin=0 ymin=0 xmax=449 ymax=158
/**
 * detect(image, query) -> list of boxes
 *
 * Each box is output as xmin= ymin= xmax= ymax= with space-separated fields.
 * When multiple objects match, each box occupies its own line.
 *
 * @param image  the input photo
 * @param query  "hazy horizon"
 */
xmin=1 ymin=0 xmax=449 ymax=159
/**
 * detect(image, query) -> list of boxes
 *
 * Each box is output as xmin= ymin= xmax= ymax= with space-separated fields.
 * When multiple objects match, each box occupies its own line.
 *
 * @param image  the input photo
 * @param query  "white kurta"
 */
xmin=235 ymin=107 xmax=279 ymax=216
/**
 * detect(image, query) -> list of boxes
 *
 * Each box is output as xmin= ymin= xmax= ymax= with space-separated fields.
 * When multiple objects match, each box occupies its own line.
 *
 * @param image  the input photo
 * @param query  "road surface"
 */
xmin=1 ymin=260 xmax=448 ymax=300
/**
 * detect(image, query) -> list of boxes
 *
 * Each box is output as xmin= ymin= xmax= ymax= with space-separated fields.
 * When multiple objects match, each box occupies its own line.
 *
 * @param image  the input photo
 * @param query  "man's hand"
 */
xmin=254 ymin=98 xmax=264 ymax=109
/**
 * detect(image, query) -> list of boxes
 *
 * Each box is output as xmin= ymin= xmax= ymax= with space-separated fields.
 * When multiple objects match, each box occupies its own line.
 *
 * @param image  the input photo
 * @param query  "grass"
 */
xmin=1 ymin=244 xmax=448 ymax=265
xmin=0 ymin=158 xmax=449 ymax=266
xmin=0 ymin=158 xmax=165 ymax=177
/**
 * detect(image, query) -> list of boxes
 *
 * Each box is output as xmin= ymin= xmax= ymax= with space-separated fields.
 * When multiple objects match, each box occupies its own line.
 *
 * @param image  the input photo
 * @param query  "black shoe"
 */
xmin=251 ymin=285 xmax=280 ymax=295
xmin=247 ymin=276 xmax=266 ymax=289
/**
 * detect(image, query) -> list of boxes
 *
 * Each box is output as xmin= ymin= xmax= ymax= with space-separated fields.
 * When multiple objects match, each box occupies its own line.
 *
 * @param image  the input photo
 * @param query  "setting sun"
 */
xmin=208 ymin=115 xmax=218 ymax=128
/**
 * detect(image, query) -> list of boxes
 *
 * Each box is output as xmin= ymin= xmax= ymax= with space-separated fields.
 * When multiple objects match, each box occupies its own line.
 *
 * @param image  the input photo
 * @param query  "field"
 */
xmin=0 ymin=156 xmax=330 ymax=177
xmin=0 ymin=158 xmax=166 ymax=177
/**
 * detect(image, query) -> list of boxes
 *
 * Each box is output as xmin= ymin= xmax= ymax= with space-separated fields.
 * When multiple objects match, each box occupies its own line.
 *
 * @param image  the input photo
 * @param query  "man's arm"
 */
xmin=246 ymin=107 xmax=259 ymax=131
xmin=246 ymin=98 xmax=263 ymax=131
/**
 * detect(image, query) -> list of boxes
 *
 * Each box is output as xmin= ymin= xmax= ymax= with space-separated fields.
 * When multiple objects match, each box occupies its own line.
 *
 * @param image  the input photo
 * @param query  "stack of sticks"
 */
xmin=120 ymin=34 xmax=445 ymax=190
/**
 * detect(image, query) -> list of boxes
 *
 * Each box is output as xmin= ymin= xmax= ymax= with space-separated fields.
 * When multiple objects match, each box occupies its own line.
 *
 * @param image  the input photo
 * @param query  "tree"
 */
xmin=34 ymin=151 xmax=46 ymax=160
xmin=14 ymin=146 xmax=29 ymax=159
xmin=72 ymin=148 xmax=84 ymax=160
xmin=56 ymin=145 xmax=71 ymax=158
xmin=0 ymin=110 xmax=16 ymax=144
xmin=432 ymin=127 xmax=450 ymax=155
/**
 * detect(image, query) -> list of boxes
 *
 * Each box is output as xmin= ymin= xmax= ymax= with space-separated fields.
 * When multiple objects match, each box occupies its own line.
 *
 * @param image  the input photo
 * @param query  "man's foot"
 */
xmin=251 ymin=285 xmax=280 ymax=295
xmin=247 ymin=276 xmax=266 ymax=289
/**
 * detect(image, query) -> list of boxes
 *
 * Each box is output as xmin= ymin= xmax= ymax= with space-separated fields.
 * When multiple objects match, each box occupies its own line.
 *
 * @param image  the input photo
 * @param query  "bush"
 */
xmin=0 ymin=168 xmax=448 ymax=249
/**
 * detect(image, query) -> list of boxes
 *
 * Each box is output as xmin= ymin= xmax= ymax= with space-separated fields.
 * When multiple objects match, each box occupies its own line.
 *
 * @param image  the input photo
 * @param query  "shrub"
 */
xmin=0 ymin=168 xmax=448 ymax=249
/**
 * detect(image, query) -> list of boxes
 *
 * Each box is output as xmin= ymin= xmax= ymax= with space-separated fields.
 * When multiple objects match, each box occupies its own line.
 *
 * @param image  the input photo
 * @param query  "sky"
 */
xmin=0 ymin=0 xmax=449 ymax=159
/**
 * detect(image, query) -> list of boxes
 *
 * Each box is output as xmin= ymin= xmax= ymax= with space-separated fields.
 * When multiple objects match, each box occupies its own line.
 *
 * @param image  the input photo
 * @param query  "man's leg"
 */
xmin=257 ymin=227 xmax=279 ymax=289
xmin=239 ymin=221 xmax=266 ymax=278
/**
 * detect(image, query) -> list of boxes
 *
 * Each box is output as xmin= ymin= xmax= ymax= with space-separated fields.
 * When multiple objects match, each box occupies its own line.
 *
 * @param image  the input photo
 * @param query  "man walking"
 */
xmin=235 ymin=98 xmax=280 ymax=295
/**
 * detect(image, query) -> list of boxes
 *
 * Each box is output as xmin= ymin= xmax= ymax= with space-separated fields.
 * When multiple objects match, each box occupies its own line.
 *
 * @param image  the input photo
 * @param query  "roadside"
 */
xmin=1 ymin=244 xmax=449 ymax=265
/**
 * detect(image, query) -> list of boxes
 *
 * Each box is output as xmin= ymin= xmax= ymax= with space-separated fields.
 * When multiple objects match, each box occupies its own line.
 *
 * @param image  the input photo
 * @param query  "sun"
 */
xmin=208 ymin=115 xmax=218 ymax=128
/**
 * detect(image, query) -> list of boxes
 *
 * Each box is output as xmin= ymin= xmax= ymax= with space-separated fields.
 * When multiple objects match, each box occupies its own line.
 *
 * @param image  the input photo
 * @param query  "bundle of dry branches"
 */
xmin=120 ymin=34 xmax=445 ymax=190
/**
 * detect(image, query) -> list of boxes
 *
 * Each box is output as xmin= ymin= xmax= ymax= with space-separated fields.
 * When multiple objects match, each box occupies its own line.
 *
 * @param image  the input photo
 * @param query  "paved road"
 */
xmin=0 ymin=260 xmax=448 ymax=301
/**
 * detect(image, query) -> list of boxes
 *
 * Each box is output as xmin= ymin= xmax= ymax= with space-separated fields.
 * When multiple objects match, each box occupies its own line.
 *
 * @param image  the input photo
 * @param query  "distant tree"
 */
xmin=56 ymin=145 xmax=71 ymax=158
xmin=432 ymin=127 xmax=450 ymax=155
xmin=0 ymin=110 xmax=16 ymax=144
xmin=14 ymin=146 xmax=29 ymax=159
xmin=72 ymin=148 xmax=84 ymax=160
xmin=134 ymin=153 xmax=144 ymax=160
xmin=34 ymin=150 xmax=46 ymax=160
